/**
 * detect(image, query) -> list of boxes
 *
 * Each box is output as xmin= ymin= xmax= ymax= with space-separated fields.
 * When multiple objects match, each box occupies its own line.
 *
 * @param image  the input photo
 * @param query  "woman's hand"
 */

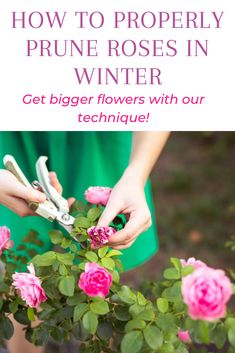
xmin=0 ymin=170 xmax=74 ymax=217
xmin=97 ymin=170 xmax=152 ymax=250
xmin=0 ymin=170 xmax=46 ymax=217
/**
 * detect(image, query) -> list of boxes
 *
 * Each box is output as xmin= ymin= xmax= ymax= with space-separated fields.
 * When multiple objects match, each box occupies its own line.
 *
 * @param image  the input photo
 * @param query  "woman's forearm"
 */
xmin=124 ymin=131 xmax=170 ymax=185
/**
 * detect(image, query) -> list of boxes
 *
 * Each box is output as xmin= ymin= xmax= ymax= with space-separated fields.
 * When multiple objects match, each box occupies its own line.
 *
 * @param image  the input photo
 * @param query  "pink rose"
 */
xmin=181 ymin=257 xmax=207 ymax=270
xmin=178 ymin=330 xmax=191 ymax=343
xmin=87 ymin=226 xmax=116 ymax=248
xmin=182 ymin=267 xmax=233 ymax=321
xmin=12 ymin=263 xmax=47 ymax=308
xmin=78 ymin=262 xmax=112 ymax=297
xmin=0 ymin=226 xmax=14 ymax=255
xmin=85 ymin=186 xmax=112 ymax=206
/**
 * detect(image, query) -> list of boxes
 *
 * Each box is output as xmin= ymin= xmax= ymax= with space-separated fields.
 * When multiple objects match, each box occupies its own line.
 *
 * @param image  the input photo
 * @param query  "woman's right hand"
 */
xmin=0 ymin=170 xmax=75 ymax=217
xmin=0 ymin=170 xmax=46 ymax=217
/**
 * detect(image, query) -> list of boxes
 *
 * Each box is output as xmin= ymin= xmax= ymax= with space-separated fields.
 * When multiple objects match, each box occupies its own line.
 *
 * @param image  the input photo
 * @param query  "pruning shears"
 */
xmin=3 ymin=155 xmax=77 ymax=239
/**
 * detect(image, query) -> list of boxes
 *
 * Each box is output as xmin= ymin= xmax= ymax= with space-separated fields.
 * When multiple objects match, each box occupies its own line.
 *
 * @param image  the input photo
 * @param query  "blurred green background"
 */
xmin=123 ymin=132 xmax=235 ymax=285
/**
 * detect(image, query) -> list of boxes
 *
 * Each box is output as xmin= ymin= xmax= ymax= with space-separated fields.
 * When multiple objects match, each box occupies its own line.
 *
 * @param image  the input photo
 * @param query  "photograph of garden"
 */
xmin=0 ymin=132 xmax=235 ymax=353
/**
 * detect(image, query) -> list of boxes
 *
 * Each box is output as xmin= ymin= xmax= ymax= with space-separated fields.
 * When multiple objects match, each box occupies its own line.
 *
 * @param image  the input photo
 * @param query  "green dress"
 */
xmin=0 ymin=132 xmax=158 ymax=271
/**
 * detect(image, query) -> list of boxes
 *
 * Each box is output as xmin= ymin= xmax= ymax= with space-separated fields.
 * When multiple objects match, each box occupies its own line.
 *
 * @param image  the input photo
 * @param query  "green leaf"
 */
xmin=135 ymin=309 xmax=155 ymax=321
xmin=159 ymin=343 xmax=175 ymax=353
xmin=31 ymin=251 xmax=56 ymax=266
xmin=87 ymin=207 xmax=102 ymax=221
xmin=163 ymin=268 xmax=180 ymax=280
xmin=61 ymin=238 xmax=72 ymax=249
xmin=90 ymin=300 xmax=109 ymax=315
xmin=74 ymin=216 xmax=91 ymax=229
xmin=97 ymin=321 xmax=113 ymax=341
xmin=225 ymin=318 xmax=235 ymax=330
xmin=114 ymin=306 xmax=131 ymax=321
xmin=181 ymin=265 xmax=194 ymax=277
xmin=48 ymin=230 xmax=64 ymax=244
xmin=98 ymin=246 xmax=109 ymax=258
xmin=67 ymin=293 xmax=86 ymax=306
xmin=110 ymin=269 xmax=120 ymax=283
xmin=162 ymin=282 xmax=182 ymax=302
xmin=59 ymin=264 xmax=68 ymax=276
xmin=58 ymin=275 xmax=75 ymax=296
xmin=0 ymin=297 xmax=3 ymax=310
xmin=85 ymin=251 xmax=98 ymax=262
xmin=57 ymin=252 xmax=75 ymax=265
xmin=170 ymin=258 xmax=182 ymax=272
xmin=106 ymin=249 xmax=122 ymax=257
xmin=157 ymin=298 xmax=169 ymax=313
xmin=229 ymin=328 xmax=235 ymax=348
xmin=118 ymin=286 xmax=136 ymax=305
xmin=14 ymin=310 xmax=30 ymax=325
xmin=27 ymin=307 xmax=35 ymax=321
xmin=193 ymin=320 xmax=210 ymax=344
xmin=125 ymin=319 xmax=146 ymax=332
xmin=156 ymin=313 xmax=177 ymax=332
xmin=129 ymin=303 xmax=145 ymax=318
xmin=73 ymin=303 xmax=89 ymax=322
xmin=0 ymin=316 xmax=14 ymax=340
xmin=82 ymin=311 xmax=98 ymax=335
xmin=101 ymin=257 xmax=115 ymax=270
xmin=214 ymin=324 xmax=227 ymax=349
xmin=137 ymin=292 xmax=147 ymax=306
xmin=121 ymin=331 xmax=143 ymax=353
xmin=9 ymin=301 xmax=18 ymax=314
xmin=143 ymin=325 xmax=163 ymax=350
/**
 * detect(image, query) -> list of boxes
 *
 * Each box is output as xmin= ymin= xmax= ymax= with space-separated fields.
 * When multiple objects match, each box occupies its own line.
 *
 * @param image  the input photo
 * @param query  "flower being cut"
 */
xmin=0 ymin=226 xmax=14 ymax=255
xmin=12 ymin=263 xmax=47 ymax=308
xmin=87 ymin=226 xmax=116 ymax=248
xmin=78 ymin=262 xmax=112 ymax=297
xmin=85 ymin=186 xmax=112 ymax=206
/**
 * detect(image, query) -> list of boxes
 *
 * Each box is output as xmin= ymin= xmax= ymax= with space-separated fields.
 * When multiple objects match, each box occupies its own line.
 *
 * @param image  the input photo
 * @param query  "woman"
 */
xmin=0 ymin=131 xmax=169 ymax=353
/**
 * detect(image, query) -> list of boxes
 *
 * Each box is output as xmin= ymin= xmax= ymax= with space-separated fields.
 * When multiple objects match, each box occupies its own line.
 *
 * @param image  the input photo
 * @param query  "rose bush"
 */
xmin=0 ymin=189 xmax=235 ymax=353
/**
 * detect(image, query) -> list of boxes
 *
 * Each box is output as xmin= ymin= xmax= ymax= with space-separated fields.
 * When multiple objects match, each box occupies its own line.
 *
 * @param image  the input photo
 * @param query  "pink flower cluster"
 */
xmin=178 ymin=330 xmax=191 ymax=343
xmin=181 ymin=257 xmax=207 ymax=270
xmin=85 ymin=186 xmax=112 ymax=206
xmin=87 ymin=226 xmax=116 ymax=248
xmin=78 ymin=262 xmax=112 ymax=297
xmin=12 ymin=264 xmax=47 ymax=308
xmin=181 ymin=258 xmax=233 ymax=321
xmin=0 ymin=226 xmax=14 ymax=255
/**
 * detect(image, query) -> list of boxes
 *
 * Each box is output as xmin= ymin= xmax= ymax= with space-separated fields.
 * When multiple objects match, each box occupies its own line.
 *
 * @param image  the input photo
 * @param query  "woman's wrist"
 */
xmin=122 ymin=163 xmax=149 ymax=187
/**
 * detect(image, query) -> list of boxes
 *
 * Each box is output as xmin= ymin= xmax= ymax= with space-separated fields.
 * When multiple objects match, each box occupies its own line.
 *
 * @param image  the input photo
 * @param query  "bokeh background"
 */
xmin=123 ymin=132 xmax=235 ymax=286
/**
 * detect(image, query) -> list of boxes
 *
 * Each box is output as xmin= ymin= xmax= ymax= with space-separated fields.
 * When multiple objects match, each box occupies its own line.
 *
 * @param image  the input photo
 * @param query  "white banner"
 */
xmin=0 ymin=0 xmax=234 ymax=130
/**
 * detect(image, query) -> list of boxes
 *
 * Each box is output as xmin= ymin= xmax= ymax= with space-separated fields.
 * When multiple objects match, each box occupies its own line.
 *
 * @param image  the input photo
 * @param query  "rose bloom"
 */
xmin=0 ymin=226 xmax=14 ymax=255
xmin=78 ymin=262 xmax=112 ymax=297
xmin=181 ymin=257 xmax=207 ymax=270
xmin=87 ymin=226 xmax=116 ymax=248
xmin=178 ymin=330 xmax=191 ymax=343
xmin=85 ymin=186 xmax=112 ymax=206
xmin=12 ymin=263 xmax=47 ymax=308
xmin=182 ymin=267 xmax=233 ymax=321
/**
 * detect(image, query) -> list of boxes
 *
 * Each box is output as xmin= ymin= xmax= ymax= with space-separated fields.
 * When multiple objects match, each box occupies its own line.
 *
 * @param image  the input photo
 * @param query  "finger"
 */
xmin=9 ymin=183 xmax=46 ymax=203
xmin=68 ymin=197 xmax=75 ymax=208
xmin=97 ymin=201 xmax=122 ymax=227
xmin=108 ymin=212 xmax=150 ymax=245
xmin=111 ymin=239 xmax=136 ymax=250
xmin=49 ymin=172 xmax=63 ymax=194
xmin=3 ymin=195 xmax=36 ymax=217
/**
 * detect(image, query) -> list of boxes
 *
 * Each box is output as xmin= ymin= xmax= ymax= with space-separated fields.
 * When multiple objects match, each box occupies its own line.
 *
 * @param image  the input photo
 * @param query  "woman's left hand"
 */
xmin=97 ymin=172 xmax=152 ymax=249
